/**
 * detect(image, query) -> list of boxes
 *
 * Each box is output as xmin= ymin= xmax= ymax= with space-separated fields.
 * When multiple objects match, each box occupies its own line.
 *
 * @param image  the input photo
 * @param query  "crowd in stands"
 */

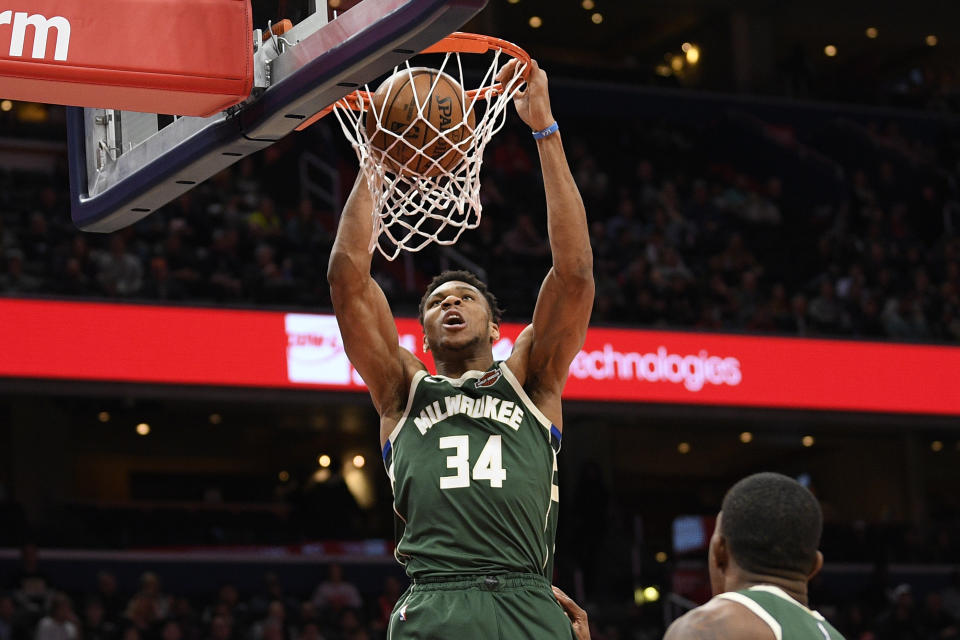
xmin=1 ymin=98 xmax=958 ymax=344
xmin=1 ymin=551 xmax=396 ymax=640
xmin=3 ymin=542 xmax=960 ymax=640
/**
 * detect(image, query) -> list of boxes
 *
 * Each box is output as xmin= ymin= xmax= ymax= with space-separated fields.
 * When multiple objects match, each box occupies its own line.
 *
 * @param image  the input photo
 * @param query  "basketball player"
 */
xmin=327 ymin=59 xmax=592 ymax=639
xmin=664 ymin=472 xmax=846 ymax=640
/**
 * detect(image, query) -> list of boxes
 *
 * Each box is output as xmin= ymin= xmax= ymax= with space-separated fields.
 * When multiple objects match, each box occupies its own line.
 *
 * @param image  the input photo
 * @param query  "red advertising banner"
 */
xmin=0 ymin=0 xmax=252 ymax=115
xmin=1 ymin=298 xmax=959 ymax=416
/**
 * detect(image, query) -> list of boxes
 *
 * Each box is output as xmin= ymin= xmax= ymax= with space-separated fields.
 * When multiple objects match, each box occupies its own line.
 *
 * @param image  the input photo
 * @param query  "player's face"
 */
xmin=422 ymin=281 xmax=498 ymax=353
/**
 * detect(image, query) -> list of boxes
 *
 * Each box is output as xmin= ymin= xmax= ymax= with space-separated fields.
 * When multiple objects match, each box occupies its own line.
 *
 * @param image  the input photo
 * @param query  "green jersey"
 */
xmin=716 ymin=586 xmax=846 ymax=640
xmin=381 ymin=361 xmax=562 ymax=579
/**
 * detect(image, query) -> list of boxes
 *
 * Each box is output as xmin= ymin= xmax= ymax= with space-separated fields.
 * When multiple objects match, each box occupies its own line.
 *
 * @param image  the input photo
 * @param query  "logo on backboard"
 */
xmin=0 ymin=12 xmax=71 ymax=61
xmin=476 ymin=369 xmax=502 ymax=388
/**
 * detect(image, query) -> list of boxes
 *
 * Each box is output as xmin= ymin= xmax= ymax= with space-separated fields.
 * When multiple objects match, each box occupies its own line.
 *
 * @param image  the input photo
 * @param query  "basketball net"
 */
xmin=333 ymin=33 xmax=529 ymax=260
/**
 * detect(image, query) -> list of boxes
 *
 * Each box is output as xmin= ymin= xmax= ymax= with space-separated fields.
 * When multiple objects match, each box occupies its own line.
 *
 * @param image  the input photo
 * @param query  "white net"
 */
xmin=333 ymin=40 xmax=527 ymax=260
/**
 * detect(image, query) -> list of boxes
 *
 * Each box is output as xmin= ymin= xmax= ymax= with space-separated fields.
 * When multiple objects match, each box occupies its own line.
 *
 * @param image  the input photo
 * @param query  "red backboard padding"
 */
xmin=0 ymin=0 xmax=252 ymax=116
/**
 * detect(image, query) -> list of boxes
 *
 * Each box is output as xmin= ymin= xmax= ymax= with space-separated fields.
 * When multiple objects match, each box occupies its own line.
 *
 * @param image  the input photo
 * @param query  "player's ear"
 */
xmin=808 ymin=551 xmax=824 ymax=581
xmin=423 ymin=335 xmax=430 ymax=353
xmin=489 ymin=323 xmax=500 ymax=344
xmin=710 ymin=532 xmax=728 ymax=572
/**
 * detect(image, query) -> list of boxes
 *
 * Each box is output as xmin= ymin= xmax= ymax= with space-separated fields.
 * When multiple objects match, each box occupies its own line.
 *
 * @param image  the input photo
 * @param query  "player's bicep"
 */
xmin=330 ymin=273 xmax=413 ymax=412
xmin=527 ymin=267 xmax=594 ymax=387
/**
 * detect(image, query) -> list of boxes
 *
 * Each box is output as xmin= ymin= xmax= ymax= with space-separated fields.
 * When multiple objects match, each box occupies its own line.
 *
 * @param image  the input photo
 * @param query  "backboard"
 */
xmin=63 ymin=0 xmax=487 ymax=232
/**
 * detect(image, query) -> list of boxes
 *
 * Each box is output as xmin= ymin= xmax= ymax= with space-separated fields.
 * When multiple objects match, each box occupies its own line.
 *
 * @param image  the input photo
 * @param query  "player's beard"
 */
xmin=434 ymin=331 xmax=485 ymax=354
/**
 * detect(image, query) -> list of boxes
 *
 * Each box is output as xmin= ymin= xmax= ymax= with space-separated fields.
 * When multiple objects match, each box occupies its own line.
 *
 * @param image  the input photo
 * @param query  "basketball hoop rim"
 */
xmin=337 ymin=32 xmax=531 ymax=111
xmin=420 ymin=32 xmax=531 ymax=66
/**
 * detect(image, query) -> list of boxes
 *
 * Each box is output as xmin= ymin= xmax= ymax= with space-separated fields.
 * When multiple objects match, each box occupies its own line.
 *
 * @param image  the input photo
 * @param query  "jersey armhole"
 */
xmin=498 ymin=361 xmax=553 ymax=430
xmin=382 ymin=369 xmax=428 ymax=463
xmin=499 ymin=361 xmax=561 ymax=453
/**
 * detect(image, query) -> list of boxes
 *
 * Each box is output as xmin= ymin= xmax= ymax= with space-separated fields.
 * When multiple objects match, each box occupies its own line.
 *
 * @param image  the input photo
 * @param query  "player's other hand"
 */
xmin=498 ymin=58 xmax=555 ymax=132
xmin=553 ymin=586 xmax=591 ymax=640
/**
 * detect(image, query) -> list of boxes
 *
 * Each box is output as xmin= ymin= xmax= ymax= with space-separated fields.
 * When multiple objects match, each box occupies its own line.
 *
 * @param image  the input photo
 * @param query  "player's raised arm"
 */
xmin=328 ymin=174 xmax=424 ymax=418
xmin=503 ymin=60 xmax=594 ymax=420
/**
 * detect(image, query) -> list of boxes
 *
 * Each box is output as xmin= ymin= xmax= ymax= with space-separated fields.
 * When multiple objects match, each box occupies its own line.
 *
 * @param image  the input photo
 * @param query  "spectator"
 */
xmin=206 ymin=616 xmax=231 ymax=640
xmin=875 ymin=584 xmax=922 ymax=640
xmin=0 ymin=250 xmax=42 ymax=293
xmin=335 ymin=610 xmax=363 ymax=640
xmin=247 ymin=197 xmax=282 ymax=239
xmin=740 ymin=188 xmax=782 ymax=225
xmin=249 ymin=603 xmax=287 ymax=640
xmin=501 ymin=214 xmax=549 ymax=261
xmin=34 ymin=595 xmax=78 ymax=640
xmin=248 ymin=574 xmax=295 ymax=622
xmin=920 ymin=592 xmax=958 ymax=640
xmin=809 ymin=280 xmax=842 ymax=333
xmin=95 ymin=235 xmax=142 ymax=296
xmin=21 ymin=212 xmax=53 ymax=273
xmin=203 ymin=587 xmax=245 ymax=629
xmin=95 ymin=573 xmax=124 ymax=625
xmin=122 ymin=596 xmax=155 ymax=640
xmin=55 ymin=257 xmax=93 ymax=295
xmin=134 ymin=573 xmax=171 ymax=623
xmin=286 ymin=199 xmax=332 ymax=250
xmin=11 ymin=545 xmax=52 ymax=623
xmin=780 ymin=293 xmax=810 ymax=335
xmin=82 ymin=598 xmax=117 ymax=640
xmin=606 ymin=196 xmax=644 ymax=248
xmin=169 ymin=599 xmax=199 ymax=640
xmin=372 ymin=578 xmax=402 ymax=631
xmin=310 ymin=566 xmax=361 ymax=615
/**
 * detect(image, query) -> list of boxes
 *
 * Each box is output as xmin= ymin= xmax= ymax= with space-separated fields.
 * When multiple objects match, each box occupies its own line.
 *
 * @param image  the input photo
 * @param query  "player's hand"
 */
xmin=553 ymin=586 xmax=591 ymax=640
xmin=498 ymin=58 xmax=555 ymax=132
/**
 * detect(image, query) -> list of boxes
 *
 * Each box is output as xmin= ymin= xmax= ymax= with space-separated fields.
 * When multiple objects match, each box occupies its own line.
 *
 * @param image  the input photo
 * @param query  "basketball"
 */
xmin=365 ymin=67 xmax=476 ymax=178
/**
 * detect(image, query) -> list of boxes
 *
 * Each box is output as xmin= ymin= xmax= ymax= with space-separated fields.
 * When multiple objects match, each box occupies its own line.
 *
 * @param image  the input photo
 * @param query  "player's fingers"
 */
xmin=552 ymin=586 xmax=586 ymax=622
xmin=495 ymin=58 xmax=518 ymax=84
xmin=526 ymin=59 xmax=546 ymax=83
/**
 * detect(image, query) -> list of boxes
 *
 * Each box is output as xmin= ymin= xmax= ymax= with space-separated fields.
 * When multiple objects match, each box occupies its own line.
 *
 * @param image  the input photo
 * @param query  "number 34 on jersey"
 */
xmin=439 ymin=434 xmax=507 ymax=489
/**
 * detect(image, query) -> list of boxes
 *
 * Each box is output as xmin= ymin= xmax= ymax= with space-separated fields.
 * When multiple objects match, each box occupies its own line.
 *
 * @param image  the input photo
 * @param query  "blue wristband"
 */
xmin=531 ymin=122 xmax=559 ymax=140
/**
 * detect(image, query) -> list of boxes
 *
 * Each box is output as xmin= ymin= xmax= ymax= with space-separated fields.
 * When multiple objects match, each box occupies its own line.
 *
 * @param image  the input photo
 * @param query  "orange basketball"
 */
xmin=365 ymin=67 xmax=476 ymax=178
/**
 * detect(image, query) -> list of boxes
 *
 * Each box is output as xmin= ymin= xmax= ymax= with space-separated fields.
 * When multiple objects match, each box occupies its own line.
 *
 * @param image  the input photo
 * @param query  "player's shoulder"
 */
xmin=378 ymin=348 xmax=427 ymax=414
xmin=664 ymin=597 xmax=776 ymax=640
xmin=399 ymin=349 xmax=429 ymax=388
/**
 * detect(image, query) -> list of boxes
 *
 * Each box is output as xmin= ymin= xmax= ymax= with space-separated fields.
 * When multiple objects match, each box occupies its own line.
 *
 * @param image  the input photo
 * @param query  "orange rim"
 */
xmin=420 ymin=32 xmax=531 ymax=67
xmin=342 ymin=32 xmax=529 ymax=110
xmin=296 ymin=32 xmax=529 ymax=130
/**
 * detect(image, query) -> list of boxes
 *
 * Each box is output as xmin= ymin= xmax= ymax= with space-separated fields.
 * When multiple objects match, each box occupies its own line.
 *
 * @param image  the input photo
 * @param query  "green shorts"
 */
xmin=387 ymin=573 xmax=577 ymax=640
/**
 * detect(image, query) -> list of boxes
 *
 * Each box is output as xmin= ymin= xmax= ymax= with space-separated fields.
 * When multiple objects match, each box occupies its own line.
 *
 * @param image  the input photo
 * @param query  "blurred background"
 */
xmin=1 ymin=1 xmax=960 ymax=639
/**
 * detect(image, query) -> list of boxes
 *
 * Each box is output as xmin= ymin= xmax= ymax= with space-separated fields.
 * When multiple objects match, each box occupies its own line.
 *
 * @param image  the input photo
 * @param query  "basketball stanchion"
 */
xmin=329 ymin=32 xmax=531 ymax=260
